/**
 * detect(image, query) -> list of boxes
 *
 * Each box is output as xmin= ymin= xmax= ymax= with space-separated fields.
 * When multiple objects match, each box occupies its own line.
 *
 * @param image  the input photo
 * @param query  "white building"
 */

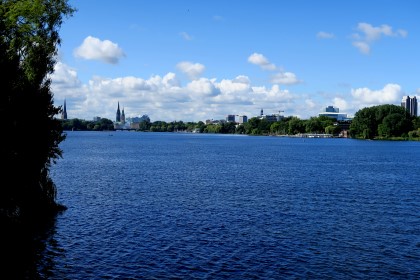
xmin=318 ymin=106 xmax=351 ymax=121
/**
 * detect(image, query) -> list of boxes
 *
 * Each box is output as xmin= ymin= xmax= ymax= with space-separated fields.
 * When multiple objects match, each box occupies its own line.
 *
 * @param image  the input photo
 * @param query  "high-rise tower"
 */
xmin=61 ymin=99 xmax=67 ymax=120
xmin=401 ymin=96 xmax=418 ymax=117
xmin=116 ymin=101 xmax=121 ymax=122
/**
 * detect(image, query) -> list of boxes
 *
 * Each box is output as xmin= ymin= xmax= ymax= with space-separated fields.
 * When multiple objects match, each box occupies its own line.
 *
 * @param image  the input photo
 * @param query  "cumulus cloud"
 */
xmin=74 ymin=36 xmax=125 ymax=64
xmin=187 ymin=78 xmax=220 ymax=97
xmin=248 ymin=53 xmax=301 ymax=85
xmin=54 ymin=59 xmax=406 ymax=122
xmin=332 ymin=97 xmax=348 ymax=111
xmin=351 ymin=83 xmax=401 ymax=104
xmin=316 ymin=31 xmax=334 ymax=39
xmin=270 ymin=72 xmax=301 ymax=85
xmin=176 ymin=61 xmax=205 ymax=80
xmin=351 ymin=23 xmax=407 ymax=54
xmin=51 ymin=62 xmax=308 ymax=122
xmin=248 ymin=53 xmax=276 ymax=70
xmin=50 ymin=62 xmax=81 ymax=89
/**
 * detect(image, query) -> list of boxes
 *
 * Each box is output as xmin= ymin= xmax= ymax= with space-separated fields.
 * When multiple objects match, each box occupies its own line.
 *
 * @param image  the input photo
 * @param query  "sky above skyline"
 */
xmin=51 ymin=0 xmax=420 ymax=122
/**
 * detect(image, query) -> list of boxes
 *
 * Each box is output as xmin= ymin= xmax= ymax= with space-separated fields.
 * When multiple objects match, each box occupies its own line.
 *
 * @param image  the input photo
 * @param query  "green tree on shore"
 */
xmin=350 ymin=104 xmax=414 ymax=139
xmin=0 ymin=0 xmax=75 ymax=225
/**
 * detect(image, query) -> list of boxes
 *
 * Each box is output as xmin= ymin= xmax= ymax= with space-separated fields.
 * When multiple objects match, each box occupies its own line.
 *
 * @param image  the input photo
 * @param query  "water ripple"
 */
xmin=43 ymin=132 xmax=420 ymax=279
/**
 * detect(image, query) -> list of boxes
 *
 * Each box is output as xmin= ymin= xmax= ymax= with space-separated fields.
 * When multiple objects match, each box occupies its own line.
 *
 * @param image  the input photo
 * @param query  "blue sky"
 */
xmin=51 ymin=0 xmax=420 ymax=122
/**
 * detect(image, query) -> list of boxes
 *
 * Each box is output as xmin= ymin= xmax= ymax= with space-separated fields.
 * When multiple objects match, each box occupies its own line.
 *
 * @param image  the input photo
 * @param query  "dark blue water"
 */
xmin=43 ymin=131 xmax=420 ymax=279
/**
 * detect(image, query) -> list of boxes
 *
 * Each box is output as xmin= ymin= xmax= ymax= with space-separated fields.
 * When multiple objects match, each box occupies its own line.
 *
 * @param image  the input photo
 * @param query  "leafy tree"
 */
xmin=196 ymin=121 xmax=205 ymax=133
xmin=219 ymin=121 xmax=237 ymax=134
xmin=0 ymin=0 xmax=75 ymax=224
xmin=235 ymin=124 xmax=246 ymax=134
xmin=325 ymin=125 xmax=341 ymax=135
xmin=413 ymin=116 xmax=420 ymax=130
xmin=305 ymin=117 xmax=323 ymax=133
xmin=138 ymin=119 xmax=151 ymax=131
xmin=350 ymin=104 xmax=413 ymax=139
xmin=288 ymin=117 xmax=305 ymax=134
xmin=204 ymin=124 xmax=221 ymax=133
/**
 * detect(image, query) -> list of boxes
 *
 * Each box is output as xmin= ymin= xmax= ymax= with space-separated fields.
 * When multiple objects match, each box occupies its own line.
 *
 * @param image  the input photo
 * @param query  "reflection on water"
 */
xmin=0 ymin=213 xmax=64 ymax=279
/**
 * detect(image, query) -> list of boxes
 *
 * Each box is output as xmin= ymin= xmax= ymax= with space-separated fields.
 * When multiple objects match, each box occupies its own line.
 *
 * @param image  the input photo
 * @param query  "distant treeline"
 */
xmin=61 ymin=118 xmax=115 ymax=131
xmin=61 ymin=105 xmax=420 ymax=140
xmin=61 ymin=104 xmax=419 ymax=139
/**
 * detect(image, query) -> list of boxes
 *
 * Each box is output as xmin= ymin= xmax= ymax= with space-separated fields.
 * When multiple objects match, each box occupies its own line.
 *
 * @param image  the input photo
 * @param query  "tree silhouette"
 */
xmin=0 ymin=0 xmax=75 ymax=225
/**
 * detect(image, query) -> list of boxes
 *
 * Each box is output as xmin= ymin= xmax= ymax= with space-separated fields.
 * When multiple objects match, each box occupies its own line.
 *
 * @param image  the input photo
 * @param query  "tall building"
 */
xmin=226 ymin=114 xmax=235 ymax=122
xmin=401 ymin=96 xmax=418 ymax=117
xmin=116 ymin=101 xmax=121 ymax=122
xmin=61 ymin=99 xmax=67 ymax=120
xmin=238 ymin=115 xmax=248 ymax=124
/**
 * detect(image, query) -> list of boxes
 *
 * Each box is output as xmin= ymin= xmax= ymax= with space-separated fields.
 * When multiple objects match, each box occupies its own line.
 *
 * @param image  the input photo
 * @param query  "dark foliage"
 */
xmin=0 ymin=0 xmax=74 ymax=226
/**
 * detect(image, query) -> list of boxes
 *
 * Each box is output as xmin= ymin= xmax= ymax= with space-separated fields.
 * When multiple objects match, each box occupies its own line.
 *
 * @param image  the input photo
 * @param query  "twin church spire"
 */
xmin=116 ymin=101 xmax=125 ymax=123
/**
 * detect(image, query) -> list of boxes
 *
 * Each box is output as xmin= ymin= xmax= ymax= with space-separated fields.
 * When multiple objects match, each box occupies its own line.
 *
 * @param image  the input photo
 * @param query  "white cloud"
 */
xmin=218 ymin=76 xmax=251 ymax=95
xmin=74 ymin=36 xmax=125 ymax=64
xmin=53 ymin=61 xmax=406 ymax=122
xmin=351 ymin=83 xmax=401 ymax=104
xmin=248 ymin=53 xmax=301 ymax=85
xmin=316 ymin=31 xmax=334 ymax=39
xmin=248 ymin=53 xmax=276 ymax=71
xmin=352 ymin=41 xmax=370 ymax=54
xmin=50 ymin=62 xmax=81 ymax=89
xmin=51 ymin=61 xmax=309 ymax=122
xmin=187 ymin=78 xmax=220 ymax=97
xmin=179 ymin=31 xmax=192 ymax=41
xmin=270 ymin=72 xmax=301 ymax=85
xmin=352 ymin=23 xmax=407 ymax=54
xmin=332 ymin=97 xmax=348 ymax=111
xmin=176 ymin=61 xmax=205 ymax=80
xmin=305 ymin=99 xmax=316 ymax=109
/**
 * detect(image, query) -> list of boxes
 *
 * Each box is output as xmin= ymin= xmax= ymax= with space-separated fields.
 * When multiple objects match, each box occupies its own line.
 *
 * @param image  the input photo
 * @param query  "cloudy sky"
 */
xmin=51 ymin=0 xmax=420 ymax=122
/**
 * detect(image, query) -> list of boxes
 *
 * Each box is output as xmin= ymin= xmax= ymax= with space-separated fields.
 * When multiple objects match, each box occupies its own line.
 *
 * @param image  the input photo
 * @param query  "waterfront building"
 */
xmin=61 ymin=99 xmax=67 ymax=120
xmin=318 ymin=106 xmax=351 ymax=121
xmin=401 ymin=96 xmax=418 ymax=117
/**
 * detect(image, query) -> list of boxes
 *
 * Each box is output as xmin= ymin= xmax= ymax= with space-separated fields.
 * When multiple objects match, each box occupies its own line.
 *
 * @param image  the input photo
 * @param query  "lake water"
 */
xmin=36 ymin=131 xmax=420 ymax=279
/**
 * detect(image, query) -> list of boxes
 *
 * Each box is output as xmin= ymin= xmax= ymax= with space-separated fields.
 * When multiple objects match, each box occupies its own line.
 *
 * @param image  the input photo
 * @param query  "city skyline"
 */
xmin=51 ymin=0 xmax=420 ymax=122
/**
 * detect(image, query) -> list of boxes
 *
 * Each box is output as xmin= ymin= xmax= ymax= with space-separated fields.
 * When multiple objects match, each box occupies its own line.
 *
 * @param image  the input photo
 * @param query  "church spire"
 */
xmin=116 ymin=101 xmax=121 ymax=122
xmin=121 ymin=107 xmax=125 ymax=123
xmin=61 ymin=99 xmax=67 ymax=120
